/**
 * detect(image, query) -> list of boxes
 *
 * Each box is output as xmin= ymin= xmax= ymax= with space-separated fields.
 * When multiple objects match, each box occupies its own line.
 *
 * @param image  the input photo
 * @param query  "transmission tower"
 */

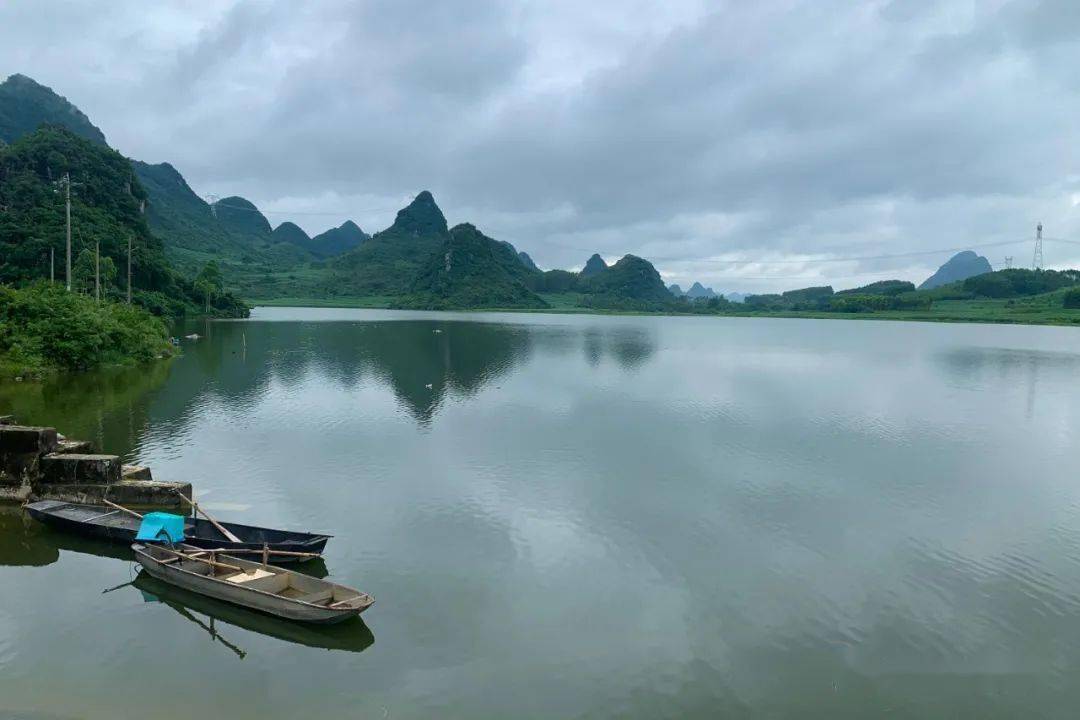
xmin=207 ymin=194 xmax=219 ymax=218
xmin=1032 ymin=222 xmax=1043 ymax=270
xmin=1004 ymin=256 xmax=1013 ymax=269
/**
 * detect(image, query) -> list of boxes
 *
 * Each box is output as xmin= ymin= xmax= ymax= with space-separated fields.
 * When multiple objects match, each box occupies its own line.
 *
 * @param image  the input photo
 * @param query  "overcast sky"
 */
xmin=1 ymin=0 xmax=1078 ymax=292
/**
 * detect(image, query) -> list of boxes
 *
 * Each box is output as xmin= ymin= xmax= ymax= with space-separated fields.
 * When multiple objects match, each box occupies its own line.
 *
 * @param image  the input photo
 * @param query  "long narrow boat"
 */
xmin=24 ymin=500 xmax=330 ymax=563
xmin=132 ymin=543 xmax=373 ymax=624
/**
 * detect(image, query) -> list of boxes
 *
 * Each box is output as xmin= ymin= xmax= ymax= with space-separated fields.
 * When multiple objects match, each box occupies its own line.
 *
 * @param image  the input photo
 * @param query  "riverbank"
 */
xmin=0 ymin=284 xmax=174 ymax=379
xmin=245 ymin=290 xmax=1080 ymax=327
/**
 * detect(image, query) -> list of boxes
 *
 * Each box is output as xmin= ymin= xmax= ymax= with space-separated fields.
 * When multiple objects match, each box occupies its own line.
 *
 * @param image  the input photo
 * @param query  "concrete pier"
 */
xmin=0 ymin=421 xmax=190 ymax=507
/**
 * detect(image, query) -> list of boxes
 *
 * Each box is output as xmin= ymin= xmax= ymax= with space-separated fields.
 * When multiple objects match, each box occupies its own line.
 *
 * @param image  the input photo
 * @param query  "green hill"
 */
xmin=0 ymin=74 xmax=107 ymax=147
xmin=0 ymin=126 xmax=246 ymax=317
xmin=330 ymin=191 xmax=450 ymax=296
xmin=581 ymin=253 xmax=608 ymax=277
xmin=271 ymin=221 xmax=311 ymax=248
xmin=310 ymin=220 xmax=368 ymax=256
xmin=399 ymin=223 xmax=546 ymax=309
xmin=578 ymin=254 xmax=673 ymax=308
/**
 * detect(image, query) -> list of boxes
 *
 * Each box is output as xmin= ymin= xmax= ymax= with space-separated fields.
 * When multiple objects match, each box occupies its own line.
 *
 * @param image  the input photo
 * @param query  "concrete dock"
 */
xmin=0 ymin=415 xmax=191 ymax=506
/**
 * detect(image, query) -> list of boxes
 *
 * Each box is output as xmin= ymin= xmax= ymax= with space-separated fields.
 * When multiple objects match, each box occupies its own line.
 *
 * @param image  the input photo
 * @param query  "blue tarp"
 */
xmin=135 ymin=512 xmax=186 ymax=543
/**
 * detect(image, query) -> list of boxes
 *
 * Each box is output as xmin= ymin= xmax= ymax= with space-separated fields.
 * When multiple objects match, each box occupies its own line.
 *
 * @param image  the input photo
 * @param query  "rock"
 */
xmin=39 ymin=453 xmax=122 ymax=485
xmin=55 ymin=439 xmax=95 ymax=454
xmin=919 ymin=251 xmax=993 ymax=290
xmin=121 ymin=465 xmax=153 ymax=481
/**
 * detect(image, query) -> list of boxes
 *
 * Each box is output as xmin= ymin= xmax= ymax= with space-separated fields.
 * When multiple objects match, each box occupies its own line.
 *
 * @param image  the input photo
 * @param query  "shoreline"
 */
xmin=244 ymin=297 xmax=1080 ymax=328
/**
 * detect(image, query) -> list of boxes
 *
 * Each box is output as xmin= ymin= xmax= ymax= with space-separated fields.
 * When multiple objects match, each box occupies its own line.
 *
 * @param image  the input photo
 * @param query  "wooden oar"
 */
xmin=174 ymin=493 xmax=242 ymax=543
xmin=101 ymin=498 xmax=143 ymax=519
xmin=150 ymin=544 xmax=246 ymax=574
xmin=196 ymin=547 xmax=322 ymax=559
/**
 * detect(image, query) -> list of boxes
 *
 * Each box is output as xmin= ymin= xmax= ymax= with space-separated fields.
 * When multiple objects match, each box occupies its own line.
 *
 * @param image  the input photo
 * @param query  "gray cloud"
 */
xmin=1 ymin=0 xmax=1077 ymax=292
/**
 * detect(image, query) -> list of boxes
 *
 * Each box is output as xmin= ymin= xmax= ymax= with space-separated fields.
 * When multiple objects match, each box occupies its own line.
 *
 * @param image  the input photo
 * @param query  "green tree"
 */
xmin=194 ymin=260 xmax=224 ymax=312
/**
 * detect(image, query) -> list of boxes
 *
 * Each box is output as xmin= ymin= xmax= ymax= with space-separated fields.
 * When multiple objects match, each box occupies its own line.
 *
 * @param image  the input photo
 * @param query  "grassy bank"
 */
xmin=245 ymin=289 xmax=1080 ymax=326
xmin=0 ymin=283 xmax=173 ymax=378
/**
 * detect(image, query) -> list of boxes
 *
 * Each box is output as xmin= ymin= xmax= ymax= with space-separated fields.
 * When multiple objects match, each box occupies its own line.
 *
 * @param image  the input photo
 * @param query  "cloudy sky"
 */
xmin=1 ymin=0 xmax=1078 ymax=292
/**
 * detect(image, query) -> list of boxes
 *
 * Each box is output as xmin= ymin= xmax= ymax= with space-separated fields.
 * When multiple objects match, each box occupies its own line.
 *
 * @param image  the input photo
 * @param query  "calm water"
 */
xmin=2 ymin=308 xmax=1080 ymax=718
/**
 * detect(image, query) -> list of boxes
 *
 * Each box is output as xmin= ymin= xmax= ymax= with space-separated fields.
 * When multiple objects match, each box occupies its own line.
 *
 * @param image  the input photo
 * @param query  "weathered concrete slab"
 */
xmin=55 ymin=439 xmax=95 ymax=454
xmin=31 ymin=480 xmax=191 ymax=507
xmin=121 ymin=465 xmax=153 ymax=481
xmin=39 ymin=453 xmax=122 ymax=485
xmin=0 ymin=426 xmax=58 ymax=485
xmin=0 ymin=426 xmax=58 ymax=454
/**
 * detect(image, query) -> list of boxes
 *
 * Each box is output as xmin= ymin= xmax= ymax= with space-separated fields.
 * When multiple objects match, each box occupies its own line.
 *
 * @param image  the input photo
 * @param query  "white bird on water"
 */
xmin=425 ymin=383 xmax=433 ymax=389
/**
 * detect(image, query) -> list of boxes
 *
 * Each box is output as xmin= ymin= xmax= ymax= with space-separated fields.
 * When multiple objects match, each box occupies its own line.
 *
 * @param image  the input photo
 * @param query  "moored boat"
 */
xmin=132 ymin=543 xmax=373 ymax=624
xmin=24 ymin=500 xmax=330 ymax=563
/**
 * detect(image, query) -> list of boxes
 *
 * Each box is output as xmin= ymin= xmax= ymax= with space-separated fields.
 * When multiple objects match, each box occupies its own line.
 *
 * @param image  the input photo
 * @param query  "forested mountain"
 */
xmin=400 ymin=223 xmax=547 ymax=309
xmin=330 ymin=191 xmax=450 ymax=296
xmin=518 ymin=251 xmax=539 ymax=271
xmin=0 ymin=74 xmax=107 ymax=147
xmin=579 ymin=255 xmax=673 ymax=308
xmin=581 ymin=254 xmax=608 ymax=276
xmin=271 ymin=221 xmax=311 ymax=248
xmin=0 ymin=127 xmax=245 ymax=316
xmin=310 ymin=220 xmax=368 ymax=256
xmin=919 ymin=251 xmax=992 ymax=289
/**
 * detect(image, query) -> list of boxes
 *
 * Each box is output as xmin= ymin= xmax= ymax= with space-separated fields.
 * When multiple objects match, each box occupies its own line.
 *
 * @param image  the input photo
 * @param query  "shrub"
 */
xmin=1064 ymin=288 xmax=1080 ymax=309
xmin=0 ymin=282 xmax=172 ymax=372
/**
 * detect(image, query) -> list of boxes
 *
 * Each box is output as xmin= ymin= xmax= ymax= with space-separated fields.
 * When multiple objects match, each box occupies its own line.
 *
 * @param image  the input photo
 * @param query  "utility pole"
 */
xmin=207 ymin=194 xmax=219 ymax=219
xmin=50 ymin=246 xmax=54 ymax=283
xmin=94 ymin=240 xmax=100 ymax=302
xmin=1033 ymin=222 xmax=1044 ymax=270
xmin=127 ymin=236 xmax=132 ymax=304
xmin=63 ymin=172 xmax=72 ymax=291
xmin=1004 ymin=256 xmax=1013 ymax=269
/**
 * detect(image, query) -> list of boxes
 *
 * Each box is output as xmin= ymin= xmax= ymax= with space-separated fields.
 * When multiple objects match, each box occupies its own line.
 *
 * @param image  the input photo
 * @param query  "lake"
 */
xmin=2 ymin=307 xmax=1080 ymax=719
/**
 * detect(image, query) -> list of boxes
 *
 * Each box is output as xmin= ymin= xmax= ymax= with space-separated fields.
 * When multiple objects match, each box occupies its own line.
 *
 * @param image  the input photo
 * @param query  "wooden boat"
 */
xmin=133 ymin=572 xmax=374 ymax=653
xmin=24 ymin=500 xmax=330 ymax=563
xmin=133 ymin=543 xmax=373 ymax=624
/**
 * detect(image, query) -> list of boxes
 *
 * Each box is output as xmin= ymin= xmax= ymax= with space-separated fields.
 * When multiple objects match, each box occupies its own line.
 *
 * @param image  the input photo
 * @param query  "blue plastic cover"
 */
xmin=135 ymin=512 xmax=186 ymax=543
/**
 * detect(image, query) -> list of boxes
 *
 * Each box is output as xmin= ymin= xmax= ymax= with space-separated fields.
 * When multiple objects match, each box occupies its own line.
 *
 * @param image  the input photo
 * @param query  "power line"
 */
xmin=206 ymin=197 xmax=405 ymax=217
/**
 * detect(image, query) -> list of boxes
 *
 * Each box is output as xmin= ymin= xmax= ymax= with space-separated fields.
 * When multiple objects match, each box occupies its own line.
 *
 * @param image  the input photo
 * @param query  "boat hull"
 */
xmin=25 ymin=500 xmax=329 ymax=563
xmin=133 ymin=544 xmax=371 ymax=624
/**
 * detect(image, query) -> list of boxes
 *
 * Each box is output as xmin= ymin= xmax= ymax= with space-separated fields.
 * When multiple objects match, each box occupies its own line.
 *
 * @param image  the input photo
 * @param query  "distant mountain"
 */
xmin=518 ymin=251 xmax=539 ymax=271
xmin=0 ymin=74 xmax=107 ymax=146
xmin=668 ymin=284 xmax=684 ymax=295
xmin=216 ymin=196 xmax=272 ymax=238
xmin=402 ymin=223 xmax=546 ymax=309
xmin=685 ymin=281 xmax=718 ymax=299
xmin=581 ymin=254 xmax=673 ymax=304
xmin=332 ymin=191 xmax=450 ymax=296
xmin=724 ymin=292 xmax=746 ymax=303
xmin=581 ymin=253 xmax=608 ymax=277
xmin=272 ymin=221 xmax=311 ymax=247
xmin=310 ymin=220 xmax=368 ymax=257
xmin=919 ymin=251 xmax=993 ymax=290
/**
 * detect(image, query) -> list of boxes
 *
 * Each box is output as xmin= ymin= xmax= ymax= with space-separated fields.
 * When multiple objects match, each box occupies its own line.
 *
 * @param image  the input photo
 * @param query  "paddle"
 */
xmin=173 ymin=492 xmax=243 ymax=544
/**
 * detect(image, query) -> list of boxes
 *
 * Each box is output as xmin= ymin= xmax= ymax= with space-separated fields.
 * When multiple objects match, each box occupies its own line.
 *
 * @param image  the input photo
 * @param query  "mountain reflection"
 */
xmin=170 ymin=317 xmax=659 ymax=425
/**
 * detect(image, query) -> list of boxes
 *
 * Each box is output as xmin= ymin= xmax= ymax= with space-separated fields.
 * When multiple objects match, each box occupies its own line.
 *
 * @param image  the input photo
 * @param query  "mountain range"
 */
xmin=0 ymin=72 xmax=1013 ymax=314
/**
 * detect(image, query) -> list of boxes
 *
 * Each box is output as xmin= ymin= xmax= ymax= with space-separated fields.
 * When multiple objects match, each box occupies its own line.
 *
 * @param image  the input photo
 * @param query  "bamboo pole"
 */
xmin=150 ymin=545 xmax=245 ymax=574
xmin=194 ymin=547 xmax=322 ymax=559
xmin=173 ymin=493 xmax=242 ymax=543
xmin=101 ymin=498 xmax=143 ymax=519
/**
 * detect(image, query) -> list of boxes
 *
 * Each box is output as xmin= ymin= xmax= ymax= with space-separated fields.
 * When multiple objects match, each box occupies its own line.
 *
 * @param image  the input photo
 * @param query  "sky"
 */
xmin=1 ymin=0 xmax=1078 ymax=293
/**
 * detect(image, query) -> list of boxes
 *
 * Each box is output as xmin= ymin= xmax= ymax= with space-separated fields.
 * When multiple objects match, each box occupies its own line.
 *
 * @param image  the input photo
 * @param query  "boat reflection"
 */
xmin=133 ymin=572 xmax=375 ymax=655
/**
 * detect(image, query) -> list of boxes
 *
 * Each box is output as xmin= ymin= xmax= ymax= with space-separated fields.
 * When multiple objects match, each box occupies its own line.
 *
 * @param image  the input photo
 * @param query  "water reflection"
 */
xmin=159 ymin=317 xmax=659 ymax=426
xmin=133 ymin=572 xmax=374 ymax=656
xmin=0 ymin=505 xmax=58 ymax=567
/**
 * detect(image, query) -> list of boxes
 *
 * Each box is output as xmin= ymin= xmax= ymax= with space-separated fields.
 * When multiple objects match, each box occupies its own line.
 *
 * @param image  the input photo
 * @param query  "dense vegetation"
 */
xmin=0 ymin=126 xmax=247 ymax=317
xmin=398 ymin=223 xmax=547 ymax=309
xmin=0 ymin=283 xmax=171 ymax=375
xmin=0 ymin=74 xmax=107 ymax=147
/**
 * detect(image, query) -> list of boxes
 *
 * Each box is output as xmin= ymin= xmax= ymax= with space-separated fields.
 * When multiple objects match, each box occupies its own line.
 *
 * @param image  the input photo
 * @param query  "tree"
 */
xmin=194 ymin=260 xmax=224 ymax=312
xmin=72 ymin=247 xmax=116 ymax=297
